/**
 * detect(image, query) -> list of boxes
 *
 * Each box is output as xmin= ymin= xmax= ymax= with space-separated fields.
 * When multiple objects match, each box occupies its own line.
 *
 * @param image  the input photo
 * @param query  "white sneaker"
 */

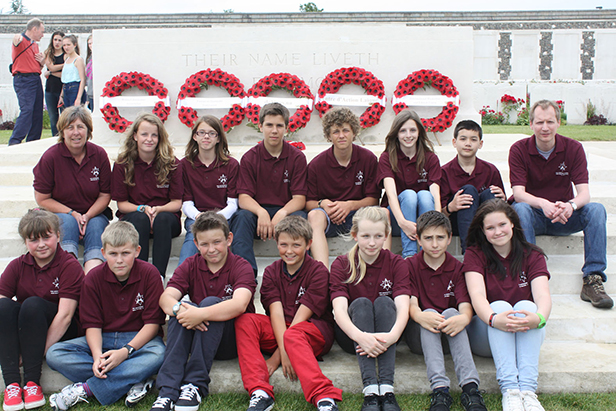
xmin=49 ymin=384 xmax=89 ymax=411
xmin=502 ymin=389 xmax=524 ymax=411
xmin=521 ymin=390 xmax=545 ymax=411
xmin=125 ymin=378 xmax=155 ymax=407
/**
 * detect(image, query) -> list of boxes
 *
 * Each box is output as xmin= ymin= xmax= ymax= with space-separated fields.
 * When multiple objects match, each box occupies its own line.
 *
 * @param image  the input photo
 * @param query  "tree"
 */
xmin=9 ymin=0 xmax=29 ymax=14
xmin=299 ymin=2 xmax=323 ymax=12
xmin=223 ymin=9 xmax=234 ymax=13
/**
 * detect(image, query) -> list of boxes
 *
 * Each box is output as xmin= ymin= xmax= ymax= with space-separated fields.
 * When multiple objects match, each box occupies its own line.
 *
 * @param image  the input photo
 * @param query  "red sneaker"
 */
xmin=3 ymin=383 xmax=24 ymax=411
xmin=23 ymin=382 xmax=45 ymax=410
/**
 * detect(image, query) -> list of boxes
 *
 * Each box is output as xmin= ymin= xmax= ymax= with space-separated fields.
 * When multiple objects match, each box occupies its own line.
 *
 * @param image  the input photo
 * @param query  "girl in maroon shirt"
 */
xmin=112 ymin=113 xmax=182 ymax=278
xmin=330 ymin=206 xmax=410 ymax=411
xmin=178 ymin=115 xmax=239 ymax=266
xmin=379 ymin=110 xmax=441 ymax=258
xmin=464 ymin=200 xmax=551 ymax=411
xmin=0 ymin=209 xmax=82 ymax=411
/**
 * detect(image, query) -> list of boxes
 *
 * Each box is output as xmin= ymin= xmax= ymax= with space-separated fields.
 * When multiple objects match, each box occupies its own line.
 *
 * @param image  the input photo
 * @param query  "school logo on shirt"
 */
xmin=132 ymin=293 xmax=144 ymax=311
xmin=355 ymin=170 xmax=364 ymax=186
xmin=283 ymin=169 xmax=290 ymax=183
xmin=217 ymin=174 xmax=228 ymax=189
xmin=51 ymin=277 xmax=60 ymax=295
xmin=295 ymin=286 xmax=306 ymax=304
xmin=90 ymin=166 xmax=100 ymax=182
xmin=417 ymin=168 xmax=428 ymax=183
xmin=555 ymin=162 xmax=569 ymax=176
xmin=443 ymin=280 xmax=455 ymax=298
xmin=156 ymin=184 xmax=170 ymax=189
xmin=518 ymin=271 xmax=529 ymax=288
xmin=223 ymin=284 xmax=234 ymax=300
xmin=379 ymin=278 xmax=393 ymax=296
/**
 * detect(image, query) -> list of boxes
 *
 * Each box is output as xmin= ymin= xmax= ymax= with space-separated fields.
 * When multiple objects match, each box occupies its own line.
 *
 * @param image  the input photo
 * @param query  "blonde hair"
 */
xmin=345 ymin=206 xmax=390 ymax=285
xmin=116 ymin=113 xmax=176 ymax=186
xmin=101 ymin=221 xmax=140 ymax=249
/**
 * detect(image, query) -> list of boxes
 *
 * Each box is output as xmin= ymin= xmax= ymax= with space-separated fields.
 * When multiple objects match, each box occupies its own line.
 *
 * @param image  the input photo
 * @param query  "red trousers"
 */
xmin=235 ymin=313 xmax=342 ymax=406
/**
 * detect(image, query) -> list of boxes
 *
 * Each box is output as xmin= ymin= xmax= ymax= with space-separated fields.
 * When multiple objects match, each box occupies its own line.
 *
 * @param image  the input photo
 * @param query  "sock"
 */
xmin=80 ymin=383 xmax=93 ymax=398
xmin=462 ymin=382 xmax=478 ymax=394
xmin=379 ymin=384 xmax=394 ymax=395
xmin=252 ymin=389 xmax=269 ymax=398
xmin=434 ymin=386 xmax=449 ymax=394
xmin=363 ymin=384 xmax=379 ymax=396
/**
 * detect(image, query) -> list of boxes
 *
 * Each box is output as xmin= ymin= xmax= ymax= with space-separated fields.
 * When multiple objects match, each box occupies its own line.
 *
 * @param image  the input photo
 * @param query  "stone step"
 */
xmin=2 ymin=341 xmax=615 ymax=394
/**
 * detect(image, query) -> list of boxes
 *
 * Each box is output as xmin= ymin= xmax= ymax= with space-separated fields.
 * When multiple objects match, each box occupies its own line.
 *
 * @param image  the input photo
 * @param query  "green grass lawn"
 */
xmin=482 ymin=124 xmax=616 ymax=141
xmin=6 ymin=391 xmax=613 ymax=411
xmin=0 ymin=129 xmax=54 ymax=145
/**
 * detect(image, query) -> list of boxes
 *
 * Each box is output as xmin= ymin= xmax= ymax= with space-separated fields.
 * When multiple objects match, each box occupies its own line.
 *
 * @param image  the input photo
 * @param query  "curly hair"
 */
xmin=322 ymin=107 xmax=360 ymax=141
xmin=384 ymin=109 xmax=434 ymax=174
xmin=184 ymin=115 xmax=230 ymax=168
xmin=116 ymin=113 xmax=176 ymax=187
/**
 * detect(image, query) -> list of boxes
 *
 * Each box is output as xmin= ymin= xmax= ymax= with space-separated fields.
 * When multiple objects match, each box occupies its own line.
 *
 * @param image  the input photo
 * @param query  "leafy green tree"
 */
xmin=9 ymin=0 xmax=29 ymax=14
xmin=299 ymin=2 xmax=323 ymax=12
xmin=223 ymin=9 xmax=234 ymax=13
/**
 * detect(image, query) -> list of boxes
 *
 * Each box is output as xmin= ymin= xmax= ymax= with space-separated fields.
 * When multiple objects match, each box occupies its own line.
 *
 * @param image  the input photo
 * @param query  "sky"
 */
xmin=1 ymin=0 xmax=611 ymax=14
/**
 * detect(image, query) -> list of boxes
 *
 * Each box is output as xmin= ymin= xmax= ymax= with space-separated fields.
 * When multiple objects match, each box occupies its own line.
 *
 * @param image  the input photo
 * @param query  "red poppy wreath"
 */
xmin=177 ymin=69 xmax=246 ymax=132
xmin=100 ymin=72 xmax=170 ymax=133
xmin=392 ymin=69 xmax=459 ymax=133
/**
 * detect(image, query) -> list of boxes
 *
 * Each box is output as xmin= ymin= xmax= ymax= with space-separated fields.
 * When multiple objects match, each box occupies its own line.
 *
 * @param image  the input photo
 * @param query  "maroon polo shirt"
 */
xmin=180 ymin=156 xmax=239 ymax=211
xmin=330 ymin=249 xmax=411 ymax=303
xmin=508 ymin=134 xmax=588 ymax=203
xmin=111 ymin=157 xmax=183 ymax=220
xmin=0 ymin=248 xmax=82 ymax=304
xmin=378 ymin=150 xmax=442 ymax=207
xmin=463 ymin=246 xmax=550 ymax=304
xmin=408 ymin=251 xmax=469 ymax=313
xmin=440 ymin=156 xmax=504 ymax=209
xmin=307 ymin=145 xmax=380 ymax=203
xmin=79 ymin=259 xmax=165 ymax=335
xmin=237 ymin=141 xmax=307 ymax=207
xmin=33 ymin=142 xmax=112 ymax=215
xmin=261 ymin=255 xmax=335 ymax=353
xmin=168 ymin=251 xmax=256 ymax=313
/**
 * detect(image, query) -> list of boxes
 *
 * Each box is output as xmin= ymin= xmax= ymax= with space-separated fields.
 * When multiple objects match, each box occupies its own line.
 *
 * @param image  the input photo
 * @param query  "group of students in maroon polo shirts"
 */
xmin=3 ymin=99 xmax=607 ymax=411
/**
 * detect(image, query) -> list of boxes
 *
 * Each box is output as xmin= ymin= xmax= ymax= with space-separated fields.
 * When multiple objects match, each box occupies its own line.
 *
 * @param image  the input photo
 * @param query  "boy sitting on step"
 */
xmin=235 ymin=216 xmax=342 ymax=411
xmin=150 ymin=211 xmax=256 ymax=411
xmin=46 ymin=221 xmax=166 ymax=410
xmin=407 ymin=211 xmax=487 ymax=411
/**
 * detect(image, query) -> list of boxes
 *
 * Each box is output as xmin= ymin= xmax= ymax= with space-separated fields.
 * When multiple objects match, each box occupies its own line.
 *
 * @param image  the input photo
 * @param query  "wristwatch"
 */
xmin=123 ymin=344 xmax=135 ymax=356
xmin=568 ymin=200 xmax=578 ymax=211
xmin=172 ymin=302 xmax=182 ymax=316
xmin=536 ymin=313 xmax=547 ymax=329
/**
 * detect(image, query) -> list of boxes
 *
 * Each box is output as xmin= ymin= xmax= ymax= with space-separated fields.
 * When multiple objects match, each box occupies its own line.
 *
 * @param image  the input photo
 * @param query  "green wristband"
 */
xmin=536 ymin=313 xmax=546 ymax=329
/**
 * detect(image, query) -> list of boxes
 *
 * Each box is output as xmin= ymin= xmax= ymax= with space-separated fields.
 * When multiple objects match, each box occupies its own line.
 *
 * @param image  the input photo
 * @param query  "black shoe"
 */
xmin=460 ymin=387 xmax=488 ymax=411
xmin=247 ymin=393 xmax=274 ymax=411
xmin=317 ymin=400 xmax=339 ymax=411
xmin=175 ymin=383 xmax=202 ymax=411
xmin=381 ymin=392 xmax=401 ymax=411
xmin=149 ymin=397 xmax=174 ymax=411
xmin=361 ymin=394 xmax=380 ymax=411
xmin=429 ymin=390 xmax=453 ymax=411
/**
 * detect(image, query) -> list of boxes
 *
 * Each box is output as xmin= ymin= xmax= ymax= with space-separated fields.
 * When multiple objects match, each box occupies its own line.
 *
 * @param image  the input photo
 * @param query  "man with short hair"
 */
xmin=9 ymin=18 xmax=45 ymax=146
xmin=509 ymin=99 xmax=612 ymax=309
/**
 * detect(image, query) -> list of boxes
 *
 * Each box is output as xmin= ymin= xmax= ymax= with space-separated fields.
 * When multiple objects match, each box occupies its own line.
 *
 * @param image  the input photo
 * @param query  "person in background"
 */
xmin=8 ymin=18 xmax=45 ymax=146
xmin=85 ymin=34 xmax=93 ymax=111
xmin=59 ymin=34 xmax=86 ymax=108
xmin=43 ymin=31 xmax=65 ymax=136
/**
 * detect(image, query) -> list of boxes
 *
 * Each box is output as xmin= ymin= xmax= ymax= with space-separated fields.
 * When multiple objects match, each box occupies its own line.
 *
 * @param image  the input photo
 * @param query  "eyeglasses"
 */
xmin=195 ymin=130 xmax=218 ymax=138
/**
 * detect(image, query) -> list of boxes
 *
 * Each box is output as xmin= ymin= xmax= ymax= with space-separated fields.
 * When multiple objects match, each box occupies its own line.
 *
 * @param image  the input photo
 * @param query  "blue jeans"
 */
xmin=46 ymin=332 xmax=165 ymax=405
xmin=156 ymin=297 xmax=238 ymax=401
xmin=45 ymin=90 xmax=62 ymax=136
xmin=231 ymin=207 xmax=307 ymax=275
xmin=178 ymin=215 xmax=235 ymax=267
xmin=56 ymin=212 xmax=108 ymax=262
xmin=449 ymin=185 xmax=496 ymax=253
xmin=9 ymin=74 xmax=43 ymax=145
xmin=390 ymin=189 xmax=435 ymax=258
xmin=63 ymin=82 xmax=81 ymax=108
xmin=467 ymin=300 xmax=545 ymax=393
xmin=513 ymin=201 xmax=607 ymax=281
